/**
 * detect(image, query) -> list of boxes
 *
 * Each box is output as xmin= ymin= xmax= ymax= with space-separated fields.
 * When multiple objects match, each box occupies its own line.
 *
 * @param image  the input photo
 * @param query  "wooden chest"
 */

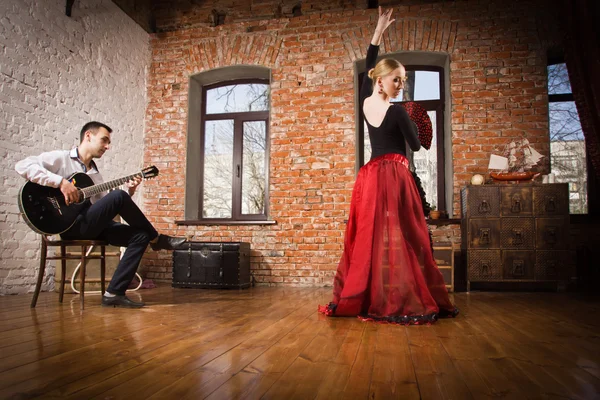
xmin=461 ymin=183 xmax=569 ymax=290
xmin=172 ymin=242 xmax=251 ymax=289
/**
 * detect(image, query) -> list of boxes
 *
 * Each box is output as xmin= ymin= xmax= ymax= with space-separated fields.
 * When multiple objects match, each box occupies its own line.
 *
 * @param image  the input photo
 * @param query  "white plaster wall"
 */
xmin=0 ymin=0 xmax=150 ymax=294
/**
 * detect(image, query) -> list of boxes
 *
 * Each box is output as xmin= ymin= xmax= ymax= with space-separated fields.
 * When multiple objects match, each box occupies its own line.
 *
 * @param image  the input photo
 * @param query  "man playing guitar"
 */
xmin=15 ymin=121 xmax=186 ymax=308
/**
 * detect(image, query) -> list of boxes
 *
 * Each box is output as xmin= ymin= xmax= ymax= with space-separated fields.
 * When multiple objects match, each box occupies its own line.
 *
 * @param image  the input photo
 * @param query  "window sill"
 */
xmin=426 ymin=218 xmax=461 ymax=226
xmin=175 ymin=220 xmax=277 ymax=226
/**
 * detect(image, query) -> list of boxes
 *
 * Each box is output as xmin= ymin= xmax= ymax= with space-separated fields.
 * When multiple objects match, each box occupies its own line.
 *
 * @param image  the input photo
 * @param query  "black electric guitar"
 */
xmin=18 ymin=166 xmax=159 ymax=235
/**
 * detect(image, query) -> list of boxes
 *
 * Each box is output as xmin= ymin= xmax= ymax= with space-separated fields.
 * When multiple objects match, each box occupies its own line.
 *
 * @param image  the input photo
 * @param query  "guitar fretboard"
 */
xmin=80 ymin=173 xmax=142 ymax=199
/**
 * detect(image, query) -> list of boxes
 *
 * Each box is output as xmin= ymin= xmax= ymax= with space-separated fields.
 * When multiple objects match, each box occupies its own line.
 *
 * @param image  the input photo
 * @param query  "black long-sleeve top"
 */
xmin=361 ymin=44 xmax=421 ymax=159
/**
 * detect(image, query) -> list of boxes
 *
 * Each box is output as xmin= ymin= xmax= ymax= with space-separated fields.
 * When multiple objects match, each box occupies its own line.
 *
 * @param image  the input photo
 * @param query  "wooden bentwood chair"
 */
xmin=31 ymin=235 xmax=120 ymax=310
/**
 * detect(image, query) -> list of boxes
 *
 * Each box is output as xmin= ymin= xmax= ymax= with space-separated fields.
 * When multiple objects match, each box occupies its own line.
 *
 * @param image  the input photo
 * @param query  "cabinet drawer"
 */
xmin=468 ymin=250 xmax=502 ymax=280
xmin=463 ymin=186 xmax=500 ymax=217
xmin=533 ymin=184 xmax=569 ymax=216
xmin=535 ymin=251 xmax=567 ymax=280
xmin=501 ymin=218 xmax=534 ymax=249
xmin=536 ymin=217 xmax=569 ymax=250
xmin=501 ymin=186 xmax=533 ymax=216
xmin=502 ymin=250 xmax=535 ymax=280
xmin=468 ymin=218 xmax=501 ymax=249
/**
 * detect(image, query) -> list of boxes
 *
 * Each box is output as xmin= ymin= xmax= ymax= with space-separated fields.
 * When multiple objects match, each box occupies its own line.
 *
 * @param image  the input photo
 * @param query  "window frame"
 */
xmin=357 ymin=65 xmax=447 ymax=212
xmin=547 ymin=55 xmax=574 ymax=104
xmin=198 ymin=78 xmax=271 ymax=222
xmin=547 ymin=54 xmax=589 ymax=215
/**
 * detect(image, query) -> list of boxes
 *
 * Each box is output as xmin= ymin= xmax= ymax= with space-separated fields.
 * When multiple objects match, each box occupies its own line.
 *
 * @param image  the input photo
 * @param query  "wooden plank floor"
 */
xmin=0 ymin=286 xmax=599 ymax=399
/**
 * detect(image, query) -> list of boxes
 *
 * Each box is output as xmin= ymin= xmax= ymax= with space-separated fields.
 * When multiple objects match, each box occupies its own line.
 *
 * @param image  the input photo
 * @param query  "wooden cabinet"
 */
xmin=461 ymin=183 xmax=569 ymax=290
xmin=433 ymin=242 xmax=455 ymax=292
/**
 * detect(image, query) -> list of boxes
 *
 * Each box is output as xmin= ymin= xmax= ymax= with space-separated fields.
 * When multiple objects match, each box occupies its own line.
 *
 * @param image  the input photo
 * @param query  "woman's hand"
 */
xmin=371 ymin=7 xmax=395 ymax=46
xmin=375 ymin=7 xmax=395 ymax=34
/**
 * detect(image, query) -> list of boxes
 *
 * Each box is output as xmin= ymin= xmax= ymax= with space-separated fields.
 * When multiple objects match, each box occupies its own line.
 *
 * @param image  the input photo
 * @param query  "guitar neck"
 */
xmin=80 ymin=172 xmax=142 ymax=199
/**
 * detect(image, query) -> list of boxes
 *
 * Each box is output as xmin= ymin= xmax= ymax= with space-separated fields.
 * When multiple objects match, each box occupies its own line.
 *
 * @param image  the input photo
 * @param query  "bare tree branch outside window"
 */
xmin=203 ymin=120 xmax=233 ymax=218
xmin=242 ymin=121 xmax=266 ymax=215
xmin=207 ymin=84 xmax=269 ymax=114
xmin=547 ymin=63 xmax=587 ymax=214
xmin=202 ymin=82 xmax=269 ymax=219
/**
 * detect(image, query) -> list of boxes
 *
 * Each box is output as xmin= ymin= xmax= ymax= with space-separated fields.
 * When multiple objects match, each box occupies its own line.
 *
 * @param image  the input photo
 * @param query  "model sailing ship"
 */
xmin=488 ymin=138 xmax=544 ymax=181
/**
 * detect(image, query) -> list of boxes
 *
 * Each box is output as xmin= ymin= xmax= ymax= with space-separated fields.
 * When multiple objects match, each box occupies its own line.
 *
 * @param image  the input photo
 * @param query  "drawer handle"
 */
xmin=545 ymin=196 xmax=556 ymax=213
xmin=481 ymin=260 xmax=491 ymax=276
xmin=479 ymin=228 xmax=491 ymax=245
xmin=512 ymin=260 xmax=525 ymax=277
xmin=512 ymin=228 xmax=523 ymax=245
xmin=547 ymin=261 xmax=557 ymax=277
xmin=478 ymin=199 xmax=491 ymax=214
xmin=545 ymin=227 xmax=557 ymax=244
xmin=511 ymin=195 xmax=522 ymax=213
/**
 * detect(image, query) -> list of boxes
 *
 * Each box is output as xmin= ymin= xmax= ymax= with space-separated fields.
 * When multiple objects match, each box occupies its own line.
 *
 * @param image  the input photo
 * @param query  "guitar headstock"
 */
xmin=141 ymin=165 xmax=159 ymax=179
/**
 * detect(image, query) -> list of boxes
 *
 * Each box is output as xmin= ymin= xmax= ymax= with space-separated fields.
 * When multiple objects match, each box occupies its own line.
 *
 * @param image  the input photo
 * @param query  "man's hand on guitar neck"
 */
xmin=60 ymin=179 xmax=80 ymax=206
xmin=125 ymin=176 xmax=142 ymax=196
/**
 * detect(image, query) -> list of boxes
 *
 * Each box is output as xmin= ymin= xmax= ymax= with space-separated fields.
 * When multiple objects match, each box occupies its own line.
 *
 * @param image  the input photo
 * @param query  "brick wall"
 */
xmin=0 ymin=0 xmax=150 ymax=294
xmin=142 ymin=0 xmax=564 ymax=286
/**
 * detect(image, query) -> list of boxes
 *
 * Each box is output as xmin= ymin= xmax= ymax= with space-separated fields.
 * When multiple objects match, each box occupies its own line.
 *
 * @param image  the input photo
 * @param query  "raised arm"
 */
xmin=371 ymin=7 xmax=394 ymax=46
xmin=360 ymin=7 xmax=396 ymax=103
xmin=360 ymin=45 xmax=379 ymax=103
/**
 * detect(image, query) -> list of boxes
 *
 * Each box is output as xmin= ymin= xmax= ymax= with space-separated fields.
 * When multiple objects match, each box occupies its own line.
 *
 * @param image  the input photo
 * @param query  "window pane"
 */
xmin=242 ymin=121 xmax=267 ymax=215
xmin=412 ymin=111 xmax=438 ymax=209
xmin=203 ymin=120 xmax=233 ymax=218
xmin=206 ymin=83 xmax=269 ymax=114
xmin=547 ymin=63 xmax=572 ymax=95
xmin=363 ymin=120 xmax=371 ymax=162
xmin=549 ymin=101 xmax=584 ymax=141
xmin=396 ymin=71 xmax=440 ymax=102
xmin=549 ymin=101 xmax=587 ymax=213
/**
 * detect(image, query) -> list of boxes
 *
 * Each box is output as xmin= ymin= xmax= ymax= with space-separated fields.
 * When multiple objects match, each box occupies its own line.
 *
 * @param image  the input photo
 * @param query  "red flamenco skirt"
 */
xmin=319 ymin=153 xmax=458 ymax=325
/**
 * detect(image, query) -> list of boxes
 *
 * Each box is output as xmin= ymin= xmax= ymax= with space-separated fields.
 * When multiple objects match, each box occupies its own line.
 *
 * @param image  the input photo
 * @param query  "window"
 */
xmin=200 ymin=80 xmax=270 ymax=221
xmin=358 ymin=66 xmax=446 ymax=211
xmin=547 ymin=59 xmax=587 ymax=214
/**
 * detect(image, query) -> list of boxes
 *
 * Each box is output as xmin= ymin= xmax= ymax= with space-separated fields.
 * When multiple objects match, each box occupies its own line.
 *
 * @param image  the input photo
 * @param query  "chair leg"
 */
xmin=80 ymin=245 xmax=86 ymax=310
xmin=59 ymin=244 xmax=67 ymax=303
xmin=100 ymin=245 xmax=106 ymax=295
xmin=31 ymin=237 xmax=48 ymax=308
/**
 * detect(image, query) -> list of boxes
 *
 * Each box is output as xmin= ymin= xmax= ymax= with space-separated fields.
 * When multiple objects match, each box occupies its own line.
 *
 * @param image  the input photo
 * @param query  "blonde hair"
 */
xmin=368 ymin=58 xmax=403 ymax=86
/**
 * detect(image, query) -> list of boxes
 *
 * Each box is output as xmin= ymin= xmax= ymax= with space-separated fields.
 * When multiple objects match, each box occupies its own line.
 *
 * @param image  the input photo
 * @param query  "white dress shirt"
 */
xmin=15 ymin=148 xmax=106 ymax=204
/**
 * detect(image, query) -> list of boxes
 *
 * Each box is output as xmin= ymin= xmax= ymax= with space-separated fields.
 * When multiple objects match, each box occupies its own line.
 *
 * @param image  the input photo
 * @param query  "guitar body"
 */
xmin=18 ymin=172 xmax=94 ymax=235
xmin=18 ymin=165 xmax=159 ymax=235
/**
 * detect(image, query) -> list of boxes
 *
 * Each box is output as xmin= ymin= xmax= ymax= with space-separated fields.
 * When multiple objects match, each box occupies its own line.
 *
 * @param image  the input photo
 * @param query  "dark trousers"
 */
xmin=61 ymin=190 xmax=158 ymax=295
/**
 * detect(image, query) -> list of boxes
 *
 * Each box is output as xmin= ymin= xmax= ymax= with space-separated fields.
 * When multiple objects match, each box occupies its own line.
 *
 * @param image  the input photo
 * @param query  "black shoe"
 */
xmin=101 ymin=295 xmax=145 ymax=308
xmin=150 ymin=234 xmax=186 ymax=251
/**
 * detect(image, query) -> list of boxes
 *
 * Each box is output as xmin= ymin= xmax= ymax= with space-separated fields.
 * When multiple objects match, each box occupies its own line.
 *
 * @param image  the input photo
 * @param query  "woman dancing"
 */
xmin=319 ymin=7 xmax=458 ymax=325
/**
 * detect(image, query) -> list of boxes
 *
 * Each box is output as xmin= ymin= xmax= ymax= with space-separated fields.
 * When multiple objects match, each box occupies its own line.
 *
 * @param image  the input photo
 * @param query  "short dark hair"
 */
xmin=80 ymin=121 xmax=112 ymax=142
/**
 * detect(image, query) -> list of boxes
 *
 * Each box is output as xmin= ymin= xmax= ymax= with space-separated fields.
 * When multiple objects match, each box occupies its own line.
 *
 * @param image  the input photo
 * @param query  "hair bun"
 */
xmin=367 ymin=68 xmax=375 ymax=79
